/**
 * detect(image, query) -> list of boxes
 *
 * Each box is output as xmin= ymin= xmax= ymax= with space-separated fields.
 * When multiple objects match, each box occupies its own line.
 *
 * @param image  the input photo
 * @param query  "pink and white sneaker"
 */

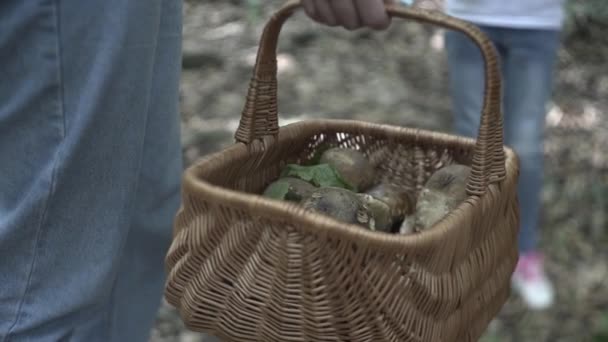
xmin=511 ymin=251 xmax=555 ymax=310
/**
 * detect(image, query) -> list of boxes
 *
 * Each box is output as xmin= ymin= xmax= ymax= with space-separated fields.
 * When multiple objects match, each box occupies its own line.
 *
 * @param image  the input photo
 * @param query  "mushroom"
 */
xmin=415 ymin=164 xmax=471 ymax=231
xmin=356 ymin=193 xmax=392 ymax=232
xmin=319 ymin=147 xmax=375 ymax=191
xmin=301 ymin=187 xmax=375 ymax=230
xmin=263 ymin=177 xmax=316 ymax=202
xmin=364 ymin=183 xmax=413 ymax=224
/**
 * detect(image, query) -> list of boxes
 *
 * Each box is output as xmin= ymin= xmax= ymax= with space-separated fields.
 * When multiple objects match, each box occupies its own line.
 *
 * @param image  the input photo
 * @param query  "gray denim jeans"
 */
xmin=445 ymin=25 xmax=560 ymax=253
xmin=0 ymin=1 xmax=183 ymax=341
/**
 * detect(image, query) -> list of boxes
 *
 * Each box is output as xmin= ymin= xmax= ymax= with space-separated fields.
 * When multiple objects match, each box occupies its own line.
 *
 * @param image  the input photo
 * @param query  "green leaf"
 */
xmin=262 ymin=180 xmax=291 ymax=200
xmin=592 ymin=333 xmax=608 ymax=342
xmin=281 ymin=164 xmax=356 ymax=191
xmin=593 ymin=314 xmax=608 ymax=342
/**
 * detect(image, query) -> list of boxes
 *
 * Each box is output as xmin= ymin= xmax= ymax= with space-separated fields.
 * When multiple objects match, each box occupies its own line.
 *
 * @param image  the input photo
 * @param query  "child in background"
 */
xmin=444 ymin=0 xmax=566 ymax=310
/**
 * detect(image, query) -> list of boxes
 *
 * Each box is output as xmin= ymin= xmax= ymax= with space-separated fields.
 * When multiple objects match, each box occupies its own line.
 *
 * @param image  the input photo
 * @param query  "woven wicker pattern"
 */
xmin=165 ymin=2 xmax=520 ymax=341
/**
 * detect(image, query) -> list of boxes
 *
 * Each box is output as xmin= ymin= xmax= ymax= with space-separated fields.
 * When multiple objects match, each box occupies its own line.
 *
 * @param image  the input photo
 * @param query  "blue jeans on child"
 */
xmin=445 ymin=26 xmax=560 ymax=253
xmin=0 ymin=1 xmax=183 ymax=341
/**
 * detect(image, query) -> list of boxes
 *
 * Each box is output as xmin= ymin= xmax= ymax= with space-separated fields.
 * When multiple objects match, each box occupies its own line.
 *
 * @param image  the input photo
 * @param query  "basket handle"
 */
xmin=234 ymin=0 xmax=505 ymax=196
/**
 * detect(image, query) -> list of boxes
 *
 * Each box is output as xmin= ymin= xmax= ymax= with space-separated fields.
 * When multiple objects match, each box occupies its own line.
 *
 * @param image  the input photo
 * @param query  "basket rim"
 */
xmin=182 ymin=118 xmax=519 ymax=253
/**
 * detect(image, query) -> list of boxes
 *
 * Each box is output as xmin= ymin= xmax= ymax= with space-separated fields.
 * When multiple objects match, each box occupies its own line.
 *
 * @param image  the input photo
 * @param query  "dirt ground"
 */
xmin=150 ymin=1 xmax=608 ymax=341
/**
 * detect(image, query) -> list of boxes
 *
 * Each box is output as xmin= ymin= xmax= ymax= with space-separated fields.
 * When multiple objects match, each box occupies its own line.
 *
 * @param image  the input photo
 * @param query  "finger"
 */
xmin=314 ymin=0 xmax=338 ymax=26
xmin=355 ymin=0 xmax=391 ymax=30
xmin=302 ymin=0 xmax=321 ymax=22
xmin=330 ymin=0 xmax=361 ymax=30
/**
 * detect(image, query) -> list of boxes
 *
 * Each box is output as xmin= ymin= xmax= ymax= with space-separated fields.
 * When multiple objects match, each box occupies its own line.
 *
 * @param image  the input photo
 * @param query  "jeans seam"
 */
xmin=56 ymin=0 xmax=67 ymax=138
xmin=105 ymin=9 xmax=162 ymax=341
xmin=3 ymin=0 xmax=66 ymax=339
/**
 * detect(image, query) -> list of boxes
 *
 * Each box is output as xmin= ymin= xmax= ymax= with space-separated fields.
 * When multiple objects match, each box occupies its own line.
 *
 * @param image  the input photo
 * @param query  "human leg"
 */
xmin=0 ymin=0 xmax=182 ymax=340
xmin=99 ymin=0 xmax=184 ymax=340
xmin=501 ymin=28 xmax=561 ymax=310
xmin=501 ymin=28 xmax=561 ymax=253
xmin=444 ymin=26 xmax=504 ymax=138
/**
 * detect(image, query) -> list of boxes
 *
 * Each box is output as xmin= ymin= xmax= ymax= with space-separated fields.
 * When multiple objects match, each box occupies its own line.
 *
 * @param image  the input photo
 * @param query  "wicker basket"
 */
xmin=165 ymin=1 xmax=520 ymax=341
